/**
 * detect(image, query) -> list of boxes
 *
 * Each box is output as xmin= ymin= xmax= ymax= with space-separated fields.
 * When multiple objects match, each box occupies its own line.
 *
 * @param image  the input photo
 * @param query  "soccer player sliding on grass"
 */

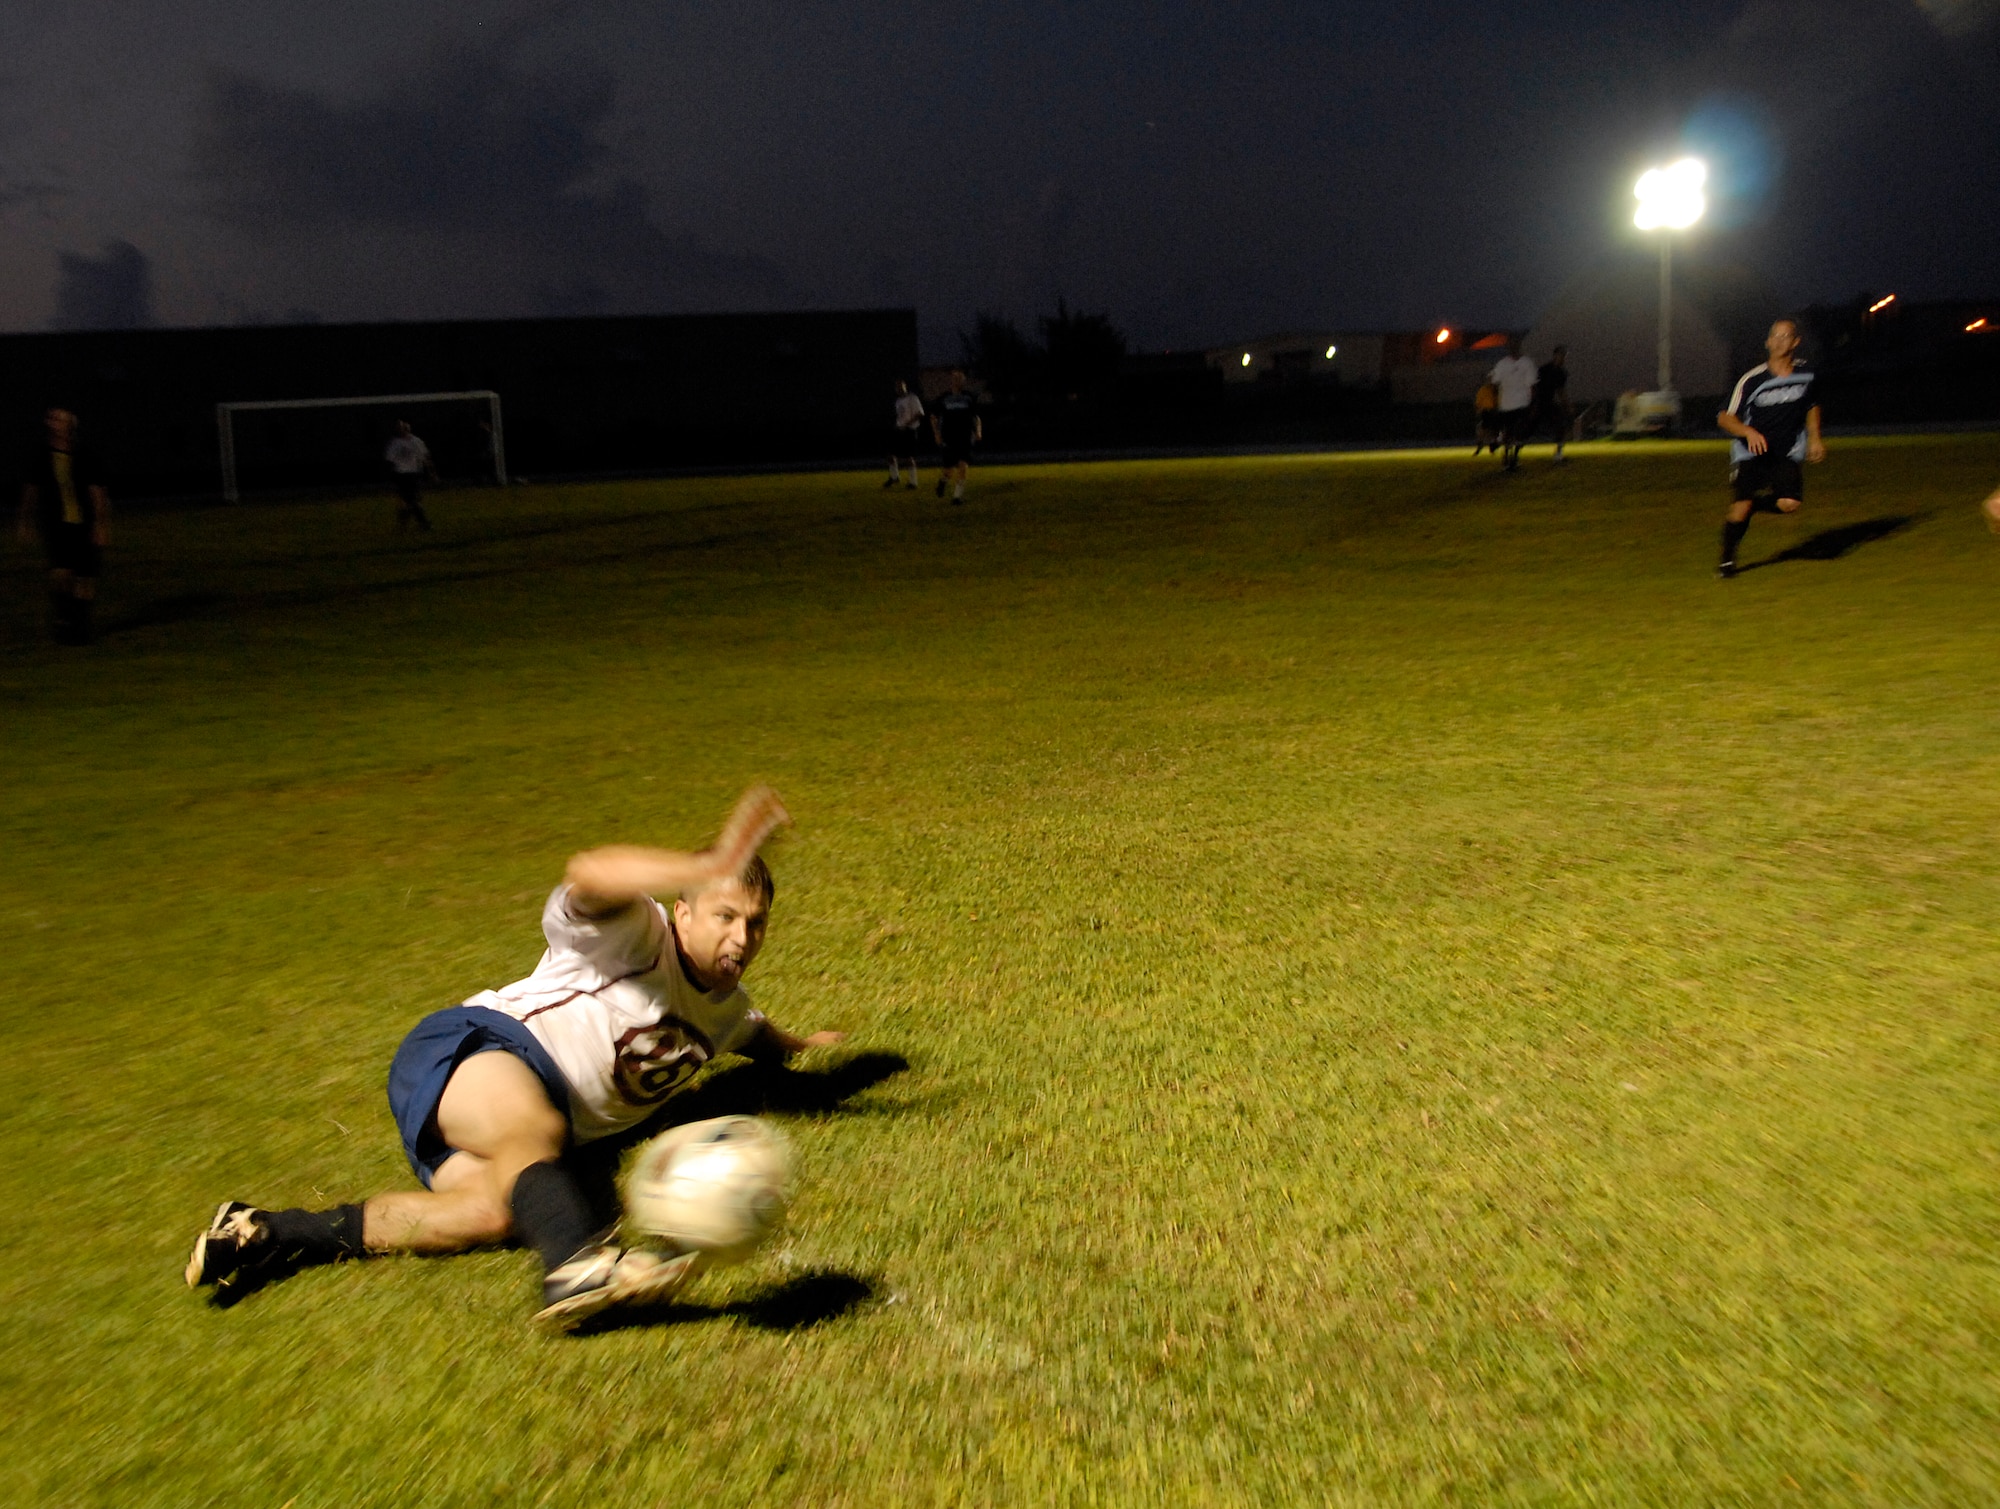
xmin=185 ymin=786 xmax=844 ymax=1330
xmin=1715 ymin=318 xmax=1825 ymax=579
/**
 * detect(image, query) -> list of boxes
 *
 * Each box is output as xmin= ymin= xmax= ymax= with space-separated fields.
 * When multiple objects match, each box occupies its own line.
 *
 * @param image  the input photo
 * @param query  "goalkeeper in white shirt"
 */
xmin=185 ymin=787 xmax=843 ymax=1330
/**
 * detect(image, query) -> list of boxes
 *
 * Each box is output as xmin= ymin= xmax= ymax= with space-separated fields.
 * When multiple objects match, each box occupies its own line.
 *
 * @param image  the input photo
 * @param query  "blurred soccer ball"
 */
xmin=1983 ymin=486 xmax=2000 ymax=535
xmin=622 ymin=1116 xmax=793 ymax=1266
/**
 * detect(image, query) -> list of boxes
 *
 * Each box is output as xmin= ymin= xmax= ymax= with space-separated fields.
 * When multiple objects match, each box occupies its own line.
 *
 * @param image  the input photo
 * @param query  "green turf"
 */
xmin=3 ymin=436 xmax=1998 ymax=1506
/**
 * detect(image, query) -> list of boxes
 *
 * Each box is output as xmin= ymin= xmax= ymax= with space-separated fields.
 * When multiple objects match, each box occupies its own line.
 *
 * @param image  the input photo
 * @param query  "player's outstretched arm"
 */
xmin=566 ymin=785 xmax=790 ymax=913
xmin=743 ymin=1020 xmax=847 ymax=1063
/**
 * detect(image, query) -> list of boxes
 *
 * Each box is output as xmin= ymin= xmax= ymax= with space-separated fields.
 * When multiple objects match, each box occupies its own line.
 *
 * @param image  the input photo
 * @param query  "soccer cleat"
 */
xmin=531 ymin=1242 xmax=628 ymax=1333
xmin=883 ymin=476 xmax=900 ymax=488
xmin=1716 ymin=561 xmax=1738 ymax=579
xmin=532 ymin=1244 xmax=704 ymax=1334
xmin=935 ymin=479 xmax=946 ymax=498
xmin=185 ymin=1200 xmax=270 ymax=1287
xmin=904 ymin=481 xmax=917 ymax=490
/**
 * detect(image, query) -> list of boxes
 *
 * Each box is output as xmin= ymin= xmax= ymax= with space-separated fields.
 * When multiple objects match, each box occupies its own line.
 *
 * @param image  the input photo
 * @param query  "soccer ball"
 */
xmin=622 ymin=1116 xmax=793 ymax=1267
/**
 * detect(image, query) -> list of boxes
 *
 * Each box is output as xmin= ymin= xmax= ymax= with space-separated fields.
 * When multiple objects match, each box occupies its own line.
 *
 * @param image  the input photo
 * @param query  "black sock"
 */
xmin=1720 ymin=517 xmax=1750 ymax=564
xmin=262 ymin=1203 xmax=368 ymax=1265
xmin=510 ymin=1161 xmax=597 ymax=1272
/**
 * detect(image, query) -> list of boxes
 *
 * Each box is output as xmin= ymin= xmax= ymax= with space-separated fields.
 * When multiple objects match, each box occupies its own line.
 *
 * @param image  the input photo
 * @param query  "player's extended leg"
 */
xmin=361 ymin=1048 xmax=568 ymax=1254
xmin=46 ymin=567 xmax=75 ymax=644
xmin=1718 ymin=497 xmax=1755 ymax=578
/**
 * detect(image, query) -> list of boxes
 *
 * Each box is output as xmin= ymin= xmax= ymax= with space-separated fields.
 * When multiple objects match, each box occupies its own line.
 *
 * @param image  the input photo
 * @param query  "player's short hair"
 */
xmin=682 ymin=852 xmax=775 ymax=909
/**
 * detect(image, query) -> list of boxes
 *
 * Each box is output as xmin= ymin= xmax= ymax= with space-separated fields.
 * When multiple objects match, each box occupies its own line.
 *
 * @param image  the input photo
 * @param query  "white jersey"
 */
xmin=464 ymin=885 xmax=766 ymax=1143
xmin=385 ymin=434 xmax=431 ymax=474
xmin=1488 ymin=354 xmax=1538 ymax=413
xmin=894 ymin=392 xmax=925 ymax=429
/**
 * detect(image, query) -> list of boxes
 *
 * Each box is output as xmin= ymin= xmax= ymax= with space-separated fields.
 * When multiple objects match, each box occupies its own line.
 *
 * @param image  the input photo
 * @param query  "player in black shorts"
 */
xmin=1714 ymin=319 xmax=1824 ymax=579
xmin=929 ymin=369 xmax=981 ymax=505
xmin=1536 ymin=346 xmax=1572 ymax=463
xmin=15 ymin=406 xmax=111 ymax=644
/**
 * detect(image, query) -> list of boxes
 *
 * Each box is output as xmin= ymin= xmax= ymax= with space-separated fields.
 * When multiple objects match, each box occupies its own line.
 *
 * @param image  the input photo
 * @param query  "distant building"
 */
xmin=1205 ymin=328 xmax=1530 ymax=404
xmin=1205 ymin=331 xmax=1383 ymax=388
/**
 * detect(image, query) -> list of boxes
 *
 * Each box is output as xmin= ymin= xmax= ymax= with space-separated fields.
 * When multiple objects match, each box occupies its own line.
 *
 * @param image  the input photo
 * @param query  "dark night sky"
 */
xmin=2 ymin=0 xmax=1995 ymax=357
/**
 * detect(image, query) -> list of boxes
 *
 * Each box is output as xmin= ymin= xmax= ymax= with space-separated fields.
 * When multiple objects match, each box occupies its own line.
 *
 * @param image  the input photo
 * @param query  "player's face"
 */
xmin=45 ymin=409 xmax=76 ymax=447
xmin=1766 ymin=322 xmax=1800 ymax=360
xmin=673 ymin=878 xmax=770 ymax=992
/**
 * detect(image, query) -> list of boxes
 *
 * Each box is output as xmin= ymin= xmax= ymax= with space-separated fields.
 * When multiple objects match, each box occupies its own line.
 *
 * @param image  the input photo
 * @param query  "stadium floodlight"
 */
xmin=1868 ymin=294 xmax=1896 ymax=314
xmin=1435 ymin=328 xmax=1451 ymax=345
xmin=1241 ymin=352 xmax=1252 ymax=367
xmin=1633 ymin=157 xmax=1706 ymax=394
xmin=1970 ymin=318 xmax=1991 ymax=333
xmin=216 ymin=389 xmax=506 ymax=503
xmin=1324 ymin=344 xmax=1337 ymax=358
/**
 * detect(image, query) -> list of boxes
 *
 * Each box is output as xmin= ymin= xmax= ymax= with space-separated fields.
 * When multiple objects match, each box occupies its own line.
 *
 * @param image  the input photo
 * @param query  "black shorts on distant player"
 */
xmin=1714 ymin=319 xmax=1824 ymax=579
xmin=1731 ymin=455 xmax=1804 ymax=506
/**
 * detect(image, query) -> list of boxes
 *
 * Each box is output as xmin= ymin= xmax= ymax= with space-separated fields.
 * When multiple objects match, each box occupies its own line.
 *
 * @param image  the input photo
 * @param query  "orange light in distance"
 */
xmin=1969 ymin=318 xmax=1991 ymax=332
xmin=1867 ymin=294 xmax=1896 ymax=313
xmin=1435 ymin=328 xmax=1451 ymax=345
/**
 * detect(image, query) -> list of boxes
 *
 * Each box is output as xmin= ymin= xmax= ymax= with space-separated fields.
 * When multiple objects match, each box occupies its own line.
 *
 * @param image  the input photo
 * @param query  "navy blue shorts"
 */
xmin=386 ymin=1006 xmax=572 ymax=1187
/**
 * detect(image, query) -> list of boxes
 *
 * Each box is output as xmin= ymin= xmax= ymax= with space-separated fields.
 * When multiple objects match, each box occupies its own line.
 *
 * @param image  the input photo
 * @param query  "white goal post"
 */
xmin=216 ymin=389 xmax=506 ymax=503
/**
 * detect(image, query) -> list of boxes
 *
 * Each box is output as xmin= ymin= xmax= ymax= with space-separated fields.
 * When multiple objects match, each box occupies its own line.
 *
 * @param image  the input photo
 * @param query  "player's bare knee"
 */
xmin=1777 ymin=497 xmax=1801 ymax=513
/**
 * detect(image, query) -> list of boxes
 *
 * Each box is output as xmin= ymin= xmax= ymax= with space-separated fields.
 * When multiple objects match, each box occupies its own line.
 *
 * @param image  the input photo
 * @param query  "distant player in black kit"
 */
xmin=887 ymin=379 xmax=924 ymax=490
xmin=16 ymin=406 xmax=110 ymax=645
xmin=1536 ymin=346 xmax=1572 ymax=463
xmin=930 ymin=369 xmax=981 ymax=504
xmin=1715 ymin=319 xmax=1824 ymax=579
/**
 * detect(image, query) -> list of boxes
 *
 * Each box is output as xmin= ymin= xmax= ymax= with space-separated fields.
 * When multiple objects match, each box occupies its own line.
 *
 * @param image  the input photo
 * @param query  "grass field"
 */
xmin=4 ymin=435 xmax=1999 ymax=1506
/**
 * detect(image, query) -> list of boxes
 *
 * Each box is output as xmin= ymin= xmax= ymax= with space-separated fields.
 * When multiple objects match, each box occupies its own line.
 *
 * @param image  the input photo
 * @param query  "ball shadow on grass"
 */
xmin=571 ymin=1270 xmax=878 ymax=1338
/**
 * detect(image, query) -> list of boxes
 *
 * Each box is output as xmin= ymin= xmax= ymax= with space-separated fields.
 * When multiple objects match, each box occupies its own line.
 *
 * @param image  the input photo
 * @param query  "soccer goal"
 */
xmin=216 ymin=390 xmax=506 ymax=503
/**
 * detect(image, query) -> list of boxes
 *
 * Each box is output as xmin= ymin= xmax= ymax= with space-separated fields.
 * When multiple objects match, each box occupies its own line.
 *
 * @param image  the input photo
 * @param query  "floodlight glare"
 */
xmin=1969 ymin=318 xmax=1991 ymax=333
xmin=1435 ymin=328 xmax=1451 ymax=344
xmin=1632 ymin=157 xmax=1707 ymax=399
xmin=1633 ymin=157 xmax=1707 ymax=231
xmin=1868 ymin=294 xmax=1896 ymax=314
xmin=1241 ymin=352 xmax=1252 ymax=367
xmin=1324 ymin=345 xmax=1336 ymax=358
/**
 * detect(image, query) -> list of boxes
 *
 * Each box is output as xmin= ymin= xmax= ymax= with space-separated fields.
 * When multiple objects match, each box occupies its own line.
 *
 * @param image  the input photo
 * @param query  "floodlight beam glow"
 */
xmin=1633 ymin=157 xmax=1707 ymax=231
xmin=1325 ymin=344 xmax=1337 ymax=358
xmin=1868 ymin=294 xmax=1896 ymax=313
xmin=1435 ymin=328 xmax=1451 ymax=344
xmin=1241 ymin=352 xmax=1252 ymax=366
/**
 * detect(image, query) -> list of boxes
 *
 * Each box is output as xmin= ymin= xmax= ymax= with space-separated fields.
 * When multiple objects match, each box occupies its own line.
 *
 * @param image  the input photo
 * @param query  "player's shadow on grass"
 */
xmin=1744 ymin=513 xmax=1919 ymax=570
xmin=105 ymin=592 xmax=228 ymax=635
xmin=576 ymin=1270 xmax=877 ymax=1338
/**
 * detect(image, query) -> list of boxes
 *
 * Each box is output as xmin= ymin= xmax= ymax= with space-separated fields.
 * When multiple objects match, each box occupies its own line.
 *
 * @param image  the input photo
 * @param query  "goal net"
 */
xmin=216 ymin=390 xmax=506 ymax=503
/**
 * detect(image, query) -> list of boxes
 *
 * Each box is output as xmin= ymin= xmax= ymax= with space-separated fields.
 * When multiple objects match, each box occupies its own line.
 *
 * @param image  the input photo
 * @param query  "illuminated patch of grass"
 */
xmin=2 ymin=436 xmax=1998 ymax=1505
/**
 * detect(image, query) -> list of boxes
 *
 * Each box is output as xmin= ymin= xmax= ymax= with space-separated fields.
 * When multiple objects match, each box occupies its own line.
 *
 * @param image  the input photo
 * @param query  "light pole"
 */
xmin=1632 ymin=158 xmax=1706 ymax=396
